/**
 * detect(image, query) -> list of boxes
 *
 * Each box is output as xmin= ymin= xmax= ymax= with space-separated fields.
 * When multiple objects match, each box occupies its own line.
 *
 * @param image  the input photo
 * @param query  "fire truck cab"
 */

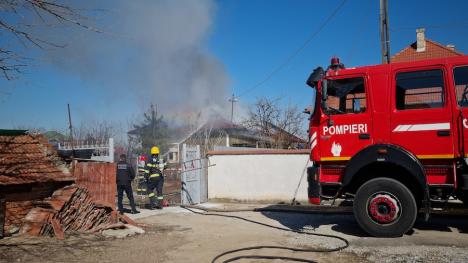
xmin=306 ymin=56 xmax=468 ymax=237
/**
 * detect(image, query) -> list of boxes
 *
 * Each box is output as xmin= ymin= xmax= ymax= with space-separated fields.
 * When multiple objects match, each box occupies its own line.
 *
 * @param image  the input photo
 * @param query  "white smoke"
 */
xmin=45 ymin=0 xmax=230 ymax=118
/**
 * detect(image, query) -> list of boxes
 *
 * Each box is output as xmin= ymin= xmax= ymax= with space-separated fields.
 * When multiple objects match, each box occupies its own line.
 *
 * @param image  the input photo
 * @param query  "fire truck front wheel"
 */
xmin=353 ymin=177 xmax=417 ymax=237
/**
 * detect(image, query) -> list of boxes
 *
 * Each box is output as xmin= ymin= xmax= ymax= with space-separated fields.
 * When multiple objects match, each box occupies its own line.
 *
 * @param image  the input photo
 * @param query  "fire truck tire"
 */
xmin=461 ymin=194 xmax=468 ymax=207
xmin=353 ymin=177 xmax=417 ymax=237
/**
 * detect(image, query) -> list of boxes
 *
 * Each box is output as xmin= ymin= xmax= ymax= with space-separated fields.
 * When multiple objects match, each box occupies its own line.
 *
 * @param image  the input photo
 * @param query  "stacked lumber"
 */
xmin=21 ymin=185 xmax=133 ymax=239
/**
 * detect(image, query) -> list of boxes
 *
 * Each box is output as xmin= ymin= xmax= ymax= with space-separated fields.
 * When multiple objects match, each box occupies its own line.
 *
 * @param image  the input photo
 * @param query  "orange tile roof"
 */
xmin=0 ymin=134 xmax=74 ymax=185
xmin=391 ymin=39 xmax=464 ymax=63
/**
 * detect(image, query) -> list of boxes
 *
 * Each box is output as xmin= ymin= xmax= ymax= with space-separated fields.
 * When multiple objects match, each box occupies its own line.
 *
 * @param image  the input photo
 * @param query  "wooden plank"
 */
xmin=51 ymin=218 xmax=64 ymax=240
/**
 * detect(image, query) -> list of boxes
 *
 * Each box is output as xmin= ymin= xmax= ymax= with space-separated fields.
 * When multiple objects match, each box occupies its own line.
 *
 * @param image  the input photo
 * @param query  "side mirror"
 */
xmin=306 ymin=67 xmax=325 ymax=88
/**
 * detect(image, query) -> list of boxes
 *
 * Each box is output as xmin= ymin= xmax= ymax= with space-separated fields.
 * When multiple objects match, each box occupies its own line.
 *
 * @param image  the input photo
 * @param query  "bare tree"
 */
xmin=184 ymin=122 xmax=226 ymax=155
xmin=73 ymin=120 xmax=117 ymax=144
xmin=0 ymin=0 xmax=98 ymax=79
xmin=244 ymin=97 xmax=306 ymax=149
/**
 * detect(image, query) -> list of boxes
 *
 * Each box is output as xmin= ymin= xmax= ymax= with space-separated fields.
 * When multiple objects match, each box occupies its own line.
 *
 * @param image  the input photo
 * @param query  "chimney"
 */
xmin=416 ymin=28 xmax=426 ymax=52
xmin=446 ymin=44 xmax=455 ymax=51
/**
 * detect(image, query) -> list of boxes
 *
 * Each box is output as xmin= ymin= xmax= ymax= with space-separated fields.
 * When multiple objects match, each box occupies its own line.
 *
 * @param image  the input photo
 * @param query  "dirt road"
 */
xmin=1 ymin=204 xmax=468 ymax=262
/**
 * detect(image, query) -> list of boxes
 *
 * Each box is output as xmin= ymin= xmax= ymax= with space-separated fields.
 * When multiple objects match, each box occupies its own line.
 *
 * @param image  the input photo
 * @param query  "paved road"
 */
xmin=130 ymin=203 xmax=468 ymax=262
xmin=2 ymin=203 xmax=467 ymax=262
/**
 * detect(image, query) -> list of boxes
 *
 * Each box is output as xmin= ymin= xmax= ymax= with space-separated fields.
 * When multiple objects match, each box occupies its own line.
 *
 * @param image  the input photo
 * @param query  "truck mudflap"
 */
xmin=307 ymin=166 xmax=321 ymax=204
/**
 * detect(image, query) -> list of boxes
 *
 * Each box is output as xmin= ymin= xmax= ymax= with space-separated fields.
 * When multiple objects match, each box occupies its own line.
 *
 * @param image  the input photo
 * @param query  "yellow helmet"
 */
xmin=150 ymin=146 xmax=160 ymax=155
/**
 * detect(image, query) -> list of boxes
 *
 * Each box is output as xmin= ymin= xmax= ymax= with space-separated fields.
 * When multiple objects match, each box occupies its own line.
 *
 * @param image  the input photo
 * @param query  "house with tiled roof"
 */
xmin=0 ymin=130 xmax=75 ymax=236
xmin=0 ymin=129 xmax=132 ymax=239
xmin=0 ymin=131 xmax=73 ymax=186
xmin=392 ymin=28 xmax=464 ymax=63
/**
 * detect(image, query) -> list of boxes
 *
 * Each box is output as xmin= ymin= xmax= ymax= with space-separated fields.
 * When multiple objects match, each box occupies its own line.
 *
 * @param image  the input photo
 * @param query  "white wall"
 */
xmin=208 ymin=153 xmax=311 ymax=202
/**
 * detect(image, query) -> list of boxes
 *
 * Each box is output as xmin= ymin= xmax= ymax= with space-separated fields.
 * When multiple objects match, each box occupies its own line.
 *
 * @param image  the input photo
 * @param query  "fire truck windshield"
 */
xmin=322 ymin=77 xmax=366 ymax=115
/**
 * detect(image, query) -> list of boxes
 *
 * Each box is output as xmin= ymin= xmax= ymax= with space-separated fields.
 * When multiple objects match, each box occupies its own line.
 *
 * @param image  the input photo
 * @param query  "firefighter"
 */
xmin=116 ymin=154 xmax=139 ymax=214
xmin=144 ymin=146 xmax=166 ymax=209
xmin=136 ymin=155 xmax=148 ymax=195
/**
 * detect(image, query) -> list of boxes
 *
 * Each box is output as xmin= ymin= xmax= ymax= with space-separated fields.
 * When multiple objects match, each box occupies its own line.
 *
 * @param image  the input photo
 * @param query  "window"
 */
xmin=324 ymin=77 xmax=366 ymax=115
xmin=454 ymin=66 xmax=468 ymax=107
xmin=396 ymin=69 xmax=444 ymax=110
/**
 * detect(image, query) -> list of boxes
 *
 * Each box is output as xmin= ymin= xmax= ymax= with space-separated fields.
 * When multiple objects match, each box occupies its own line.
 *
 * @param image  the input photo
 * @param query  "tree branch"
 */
xmin=0 ymin=0 xmax=101 ymax=80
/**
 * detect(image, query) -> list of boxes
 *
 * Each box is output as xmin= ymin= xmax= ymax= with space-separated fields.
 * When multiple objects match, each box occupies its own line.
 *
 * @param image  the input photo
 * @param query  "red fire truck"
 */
xmin=306 ymin=55 xmax=468 ymax=237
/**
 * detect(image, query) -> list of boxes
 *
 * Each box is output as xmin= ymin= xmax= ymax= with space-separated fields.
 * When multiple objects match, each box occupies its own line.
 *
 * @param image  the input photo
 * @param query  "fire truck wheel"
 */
xmin=461 ymin=194 xmax=468 ymax=207
xmin=353 ymin=177 xmax=417 ymax=237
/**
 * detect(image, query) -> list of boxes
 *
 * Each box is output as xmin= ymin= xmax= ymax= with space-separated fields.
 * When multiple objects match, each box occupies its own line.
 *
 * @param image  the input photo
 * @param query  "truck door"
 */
xmin=453 ymin=65 xmax=468 ymax=158
xmin=390 ymin=67 xmax=455 ymax=159
xmin=319 ymin=76 xmax=373 ymax=161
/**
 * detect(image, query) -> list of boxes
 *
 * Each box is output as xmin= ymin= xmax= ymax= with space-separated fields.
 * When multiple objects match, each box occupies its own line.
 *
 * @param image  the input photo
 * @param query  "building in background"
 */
xmin=392 ymin=28 xmax=464 ymax=63
xmin=165 ymin=119 xmax=272 ymax=164
xmin=56 ymin=138 xmax=115 ymax=163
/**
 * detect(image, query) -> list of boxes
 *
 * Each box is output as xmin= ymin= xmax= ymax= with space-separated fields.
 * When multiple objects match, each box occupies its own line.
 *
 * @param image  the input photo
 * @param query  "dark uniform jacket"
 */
xmin=116 ymin=161 xmax=135 ymax=185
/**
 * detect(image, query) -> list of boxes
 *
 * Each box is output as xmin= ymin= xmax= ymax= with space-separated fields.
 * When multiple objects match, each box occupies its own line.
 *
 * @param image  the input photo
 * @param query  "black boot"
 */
xmin=155 ymin=199 xmax=162 ymax=210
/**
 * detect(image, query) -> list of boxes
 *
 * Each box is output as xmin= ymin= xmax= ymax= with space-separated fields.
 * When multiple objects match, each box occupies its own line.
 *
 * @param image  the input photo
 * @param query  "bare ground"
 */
xmin=1 ymin=204 xmax=468 ymax=263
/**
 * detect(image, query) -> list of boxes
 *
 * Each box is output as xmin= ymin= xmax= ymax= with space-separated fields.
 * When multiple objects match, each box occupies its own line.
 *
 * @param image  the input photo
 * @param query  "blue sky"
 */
xmin=1 ymin=0 xmax=467 ymax=133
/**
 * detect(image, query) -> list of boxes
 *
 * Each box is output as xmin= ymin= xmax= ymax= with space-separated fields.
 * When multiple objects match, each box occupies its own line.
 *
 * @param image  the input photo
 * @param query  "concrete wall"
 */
xmin=207 ymin=150 xmax=310 ymax=202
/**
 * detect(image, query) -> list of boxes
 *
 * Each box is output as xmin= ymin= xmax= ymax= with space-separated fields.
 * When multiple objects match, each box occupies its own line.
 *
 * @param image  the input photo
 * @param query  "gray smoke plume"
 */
xmin=46 ymin=0 xmax=230 ymax=119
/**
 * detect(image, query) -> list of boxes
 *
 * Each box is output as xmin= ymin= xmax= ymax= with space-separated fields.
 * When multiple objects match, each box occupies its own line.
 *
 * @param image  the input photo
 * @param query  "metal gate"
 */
xmin=181 ymin=144 xmax=205 ymax=205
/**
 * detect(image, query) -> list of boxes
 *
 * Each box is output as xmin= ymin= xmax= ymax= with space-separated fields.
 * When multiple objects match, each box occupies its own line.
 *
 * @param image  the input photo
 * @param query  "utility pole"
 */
xmin=228 ymin=94 xmax=238 ymax=123
xmin=380 ymin=0 xmax=391 ymax=64
xmin=150 ymin=103 xmax=156 ymax=143
xmin=67 ymin=104 xmax=75 ymax=170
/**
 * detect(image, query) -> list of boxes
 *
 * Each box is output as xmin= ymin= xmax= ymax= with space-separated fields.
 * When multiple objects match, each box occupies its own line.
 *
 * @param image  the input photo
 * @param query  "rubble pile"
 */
xmin=21 ymin=185 xmax=133 ymax=239
xmin=48 ymin=186 xmax=115 ymax=233
xmin=0 ymin=130 xmax=135 ymax=239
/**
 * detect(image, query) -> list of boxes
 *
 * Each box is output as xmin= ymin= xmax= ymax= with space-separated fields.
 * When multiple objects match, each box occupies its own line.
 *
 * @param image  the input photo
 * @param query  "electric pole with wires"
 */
xmin=380 ymin=0 xmax=391 ymax=64
xmin=228 ymin=93 xmax=238 ymax=123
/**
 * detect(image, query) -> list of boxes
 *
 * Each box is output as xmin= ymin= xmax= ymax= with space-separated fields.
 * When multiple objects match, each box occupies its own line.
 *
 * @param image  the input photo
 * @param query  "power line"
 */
xmin=391 ymin=21 xmax=468 ymax=31
xmin=237 ymin=0 xmax=348 ymax=98
xmin=343 ymin=0 xmax=374 ymax=64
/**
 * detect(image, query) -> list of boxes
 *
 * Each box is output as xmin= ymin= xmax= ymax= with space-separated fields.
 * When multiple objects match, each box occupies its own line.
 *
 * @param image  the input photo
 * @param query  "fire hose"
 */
xmin=180 ymin=205 xmax=349 ymax=263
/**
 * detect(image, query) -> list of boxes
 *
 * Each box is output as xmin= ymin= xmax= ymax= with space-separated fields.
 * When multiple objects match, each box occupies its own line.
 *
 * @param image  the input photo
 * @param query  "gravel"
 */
xmin=348 ymin=245 xmax=468 ymax=263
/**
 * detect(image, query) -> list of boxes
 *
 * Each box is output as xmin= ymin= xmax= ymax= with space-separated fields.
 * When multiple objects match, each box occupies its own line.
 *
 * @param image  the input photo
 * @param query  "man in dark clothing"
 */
xmin=116 ymin=154 xmax=139 ymax=214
